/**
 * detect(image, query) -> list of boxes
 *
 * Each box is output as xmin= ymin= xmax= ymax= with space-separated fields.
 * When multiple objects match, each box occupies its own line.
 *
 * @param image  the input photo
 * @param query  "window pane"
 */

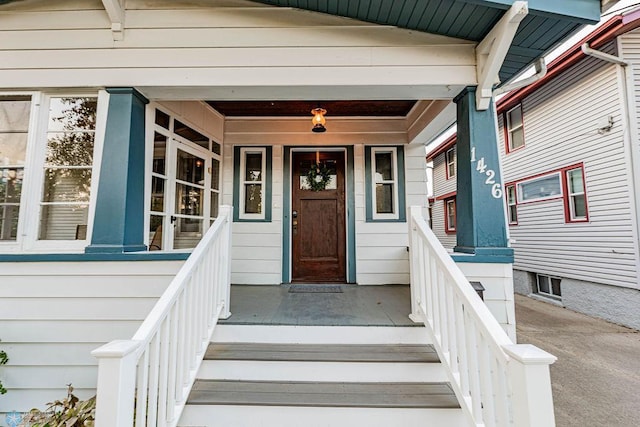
xmin=0 ymin=97 xmax=31 ymax=132
xmin=174 ymin=217 xmax=203 ymax=249
xmin=375 ymin=152 xmax=393 ymax=181
xmin=153 ymin=132 xmax=167 ymax=175
xmin=42 ymin=169 xmax=92 ymax=202
xmin=510 ymin=128 xmax=524 ymax=149
xmin=39 ymin=204 xmax=89 ymax=240
xmin=176 ymin=150 xmax=204 ymax=185
xmin=507 ymin=186 xmax=516 ymax=204
xmin=245 ymin=153 xmax=262 ymax=181
xmin=212 ymin=141 xmax=221 ymax=155
xmin=45 ymin=132 xmax=94 ymax=166
xmin=551 ymin=278 xmax=562 ymax=296
xmin=518 ymin=174 xmax=561 ymax=202
xmin=375 ymin=183 xmax=394 ymax=214
xmin=0 ymin=205 xmax=19 ymax=240
xmin=244 ymin=184 xmax=262 ymax=214
xmin=509 ymin=205 xmax=517 ymax=223
xmin=149 ymin=215 xmax=163 ymax=251
xmin=155 ymin=109 xmax=170 ymax=130
xmin=175 ymin=183 xmax=203 ymax=216
xmin=568 ymin=169 xmax=584 ymax=193
xmin=572 ymin=194 xmax=587 ymax=218
xmin=537 ymin=276 xmax=550 ymax=294
xmin=174 ymin=120 xmax=208 ymax=149
xmin=47 ymin=98 xmax=97 ymax=132
xmin=508 ymin=106 xmax=522 ymax=129
xmin=210 ymin=191 xmax=219 ymax=218
xmin=150 ymin=177 xmax=165 ymax=212
xmin=211 ymin=158 xmax=220 ymax=190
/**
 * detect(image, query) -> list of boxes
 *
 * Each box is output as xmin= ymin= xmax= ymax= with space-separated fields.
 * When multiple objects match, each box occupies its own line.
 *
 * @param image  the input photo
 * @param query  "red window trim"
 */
xmin=504 ymin=162 xmax=589 ymax=224
xmin=504 ymin=104 xmax=526 ymax=155
xmin=445 ymin=147 xmax=456 ymax=180
xmin=562 ymin=165 xmax=590 ymax=224
xmin=505 ymin=184 xmax=518 ymax=226
xmin=444 ymin=197 xmax=456 ymax=234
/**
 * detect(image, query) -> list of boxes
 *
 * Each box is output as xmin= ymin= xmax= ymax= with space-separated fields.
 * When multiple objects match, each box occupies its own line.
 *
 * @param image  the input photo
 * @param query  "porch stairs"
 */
xmin=178 ymin=325 xmax=466 ymax=427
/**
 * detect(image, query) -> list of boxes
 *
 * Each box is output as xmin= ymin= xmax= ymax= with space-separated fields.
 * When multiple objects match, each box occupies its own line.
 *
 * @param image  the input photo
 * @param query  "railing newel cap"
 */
xmin=91 ymin=340 xmax=142 ymax=359
xmin=503 ymin=344 xmax=557 ymax=365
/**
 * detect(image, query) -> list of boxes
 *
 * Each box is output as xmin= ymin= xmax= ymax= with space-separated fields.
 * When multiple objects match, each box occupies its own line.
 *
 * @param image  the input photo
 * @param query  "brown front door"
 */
xmin=292 ymin=151 xmax=346 ymax=282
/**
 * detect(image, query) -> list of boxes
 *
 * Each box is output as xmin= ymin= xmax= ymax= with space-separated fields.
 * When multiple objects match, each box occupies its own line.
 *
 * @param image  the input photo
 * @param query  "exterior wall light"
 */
xmin=311 ymin=107 xmax=327 ymax=133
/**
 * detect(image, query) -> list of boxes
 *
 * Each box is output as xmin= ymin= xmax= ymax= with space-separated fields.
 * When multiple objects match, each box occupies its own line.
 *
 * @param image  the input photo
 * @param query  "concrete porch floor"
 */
xmin=220 ymin=284 xmax=416 ymax=326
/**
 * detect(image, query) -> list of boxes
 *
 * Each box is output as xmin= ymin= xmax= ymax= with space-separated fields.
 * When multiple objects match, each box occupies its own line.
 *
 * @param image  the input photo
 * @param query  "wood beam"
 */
xmin=475 ymin=1 xmax=528 ymax=110
xmin=101 ymin=0 xmax=125 ymax=41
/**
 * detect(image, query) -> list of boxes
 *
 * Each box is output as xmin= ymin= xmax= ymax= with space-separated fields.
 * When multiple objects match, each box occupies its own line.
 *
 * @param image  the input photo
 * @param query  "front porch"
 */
xmin=221 ymin=284 xmax=415 ymax=326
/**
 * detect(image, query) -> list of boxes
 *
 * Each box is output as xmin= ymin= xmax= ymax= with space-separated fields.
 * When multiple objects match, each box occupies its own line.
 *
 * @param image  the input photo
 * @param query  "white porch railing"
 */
xmin=92 ymin=205 xmax=233 ymax=427
xmin=408 ymin=206 xmax=557 ymax=427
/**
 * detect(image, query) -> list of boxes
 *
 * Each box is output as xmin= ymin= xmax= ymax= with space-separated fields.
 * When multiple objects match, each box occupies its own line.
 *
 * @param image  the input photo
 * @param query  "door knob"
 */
xmin=292 ymin=210 xmax=298 ymax=218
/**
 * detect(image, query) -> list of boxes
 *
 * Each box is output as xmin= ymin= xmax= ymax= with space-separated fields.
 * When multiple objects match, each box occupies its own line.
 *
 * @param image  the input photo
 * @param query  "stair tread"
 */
xmin=188 ymin=380 xmax=460 ymax=409
xmin=206 ymin=343 xmax=439 ymax=363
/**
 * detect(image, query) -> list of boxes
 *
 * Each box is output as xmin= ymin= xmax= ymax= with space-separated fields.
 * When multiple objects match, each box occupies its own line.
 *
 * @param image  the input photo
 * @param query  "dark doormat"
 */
xmin=289 ymin=285 xmax=343 ymax=293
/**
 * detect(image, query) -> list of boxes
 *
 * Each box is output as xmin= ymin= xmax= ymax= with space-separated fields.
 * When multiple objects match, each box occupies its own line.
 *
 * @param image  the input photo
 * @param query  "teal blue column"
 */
xmin=86 ymin=88 xmax=148 ymax=253
xmin=453 ymin=87 xmax=513 ymax=262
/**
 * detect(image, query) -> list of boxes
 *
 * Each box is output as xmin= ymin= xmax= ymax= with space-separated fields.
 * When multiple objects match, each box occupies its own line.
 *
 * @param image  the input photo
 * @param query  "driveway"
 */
xmin=515 ymin=294 xmax=640 ymax=427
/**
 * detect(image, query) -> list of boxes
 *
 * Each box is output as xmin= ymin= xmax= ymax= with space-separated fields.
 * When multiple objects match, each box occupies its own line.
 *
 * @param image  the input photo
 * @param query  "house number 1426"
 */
xmin=470 ymin=147 xmax=503 ymax=199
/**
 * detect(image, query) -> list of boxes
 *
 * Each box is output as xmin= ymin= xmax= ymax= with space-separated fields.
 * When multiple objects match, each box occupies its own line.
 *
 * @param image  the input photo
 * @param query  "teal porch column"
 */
xmin=85 ymin=88 xmax=148 ymax=253
xmin=453 ymin=87 xmax=513 ymax=262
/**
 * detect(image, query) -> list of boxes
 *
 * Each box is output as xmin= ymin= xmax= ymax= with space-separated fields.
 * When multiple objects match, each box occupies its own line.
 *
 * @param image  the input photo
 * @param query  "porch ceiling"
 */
xmin=206 ymin=100 xmax=417 ymax=117
xmin=252 ymin=0 xmax=602 ymax=84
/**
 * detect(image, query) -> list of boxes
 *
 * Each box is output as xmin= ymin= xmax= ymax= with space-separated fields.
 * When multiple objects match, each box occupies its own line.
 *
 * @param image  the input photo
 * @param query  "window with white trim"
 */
xmin=445 ymin=147 xmax=456 ymax=179
xmin=565 ymin=167 xmax=587 ymax=222
xmin=371 ymin=147 xmax=399 ymax=219
xmin=536 ymin=274 xmax=562 ymax=299
xmin=506 ymin=184 xmax=517 ymax=224
xmin=239 ymin=147 xmax=266 ymax=220
xmin=517 ymin=172 xmax=561 ymax=203
xmin=506 ymin=105 xmax=524 ymax=152
xmin=445 ymin=198 xmax=456 ymax=232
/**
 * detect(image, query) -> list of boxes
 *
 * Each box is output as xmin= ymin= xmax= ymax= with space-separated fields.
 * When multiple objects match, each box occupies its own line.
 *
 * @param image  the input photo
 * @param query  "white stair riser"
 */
xmin=212 ymin=325 xmax=430 ymax=344
xmin=179 ymin=405 xmax=466 ymax=427
xmin=197 ymin=360 xmax=447 ymax=382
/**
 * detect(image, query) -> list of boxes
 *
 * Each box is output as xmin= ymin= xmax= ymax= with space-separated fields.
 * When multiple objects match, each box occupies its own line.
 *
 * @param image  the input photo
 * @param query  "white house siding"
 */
xmin=499 ymin=49 xmax=640 ymax=289
xmin=0 ymin=261 xmax=183 ymax=414
xmin=430 ymin=151 xmax=457 ymax=250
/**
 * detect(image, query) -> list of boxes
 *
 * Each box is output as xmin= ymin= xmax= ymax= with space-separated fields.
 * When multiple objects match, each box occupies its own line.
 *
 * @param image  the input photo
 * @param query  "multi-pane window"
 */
xmin=506 ymin=105 xmax=524 ymax=152
xmin=0 ymin=96 xmax=31 ymax=241
xmin=240 ymin=147 xmax=265 ymax=219
xmin=372 ymin=147 xmax=399 ymax=219
xmin=536 ymin=274 xmax=562 ymax=299
xmin=445 ymin=198 xmax=456 ymax=232
xmin=445 ymin=147 xmax=456 ymax=179
xmin=506 ymin=185 xmax=517 ymax=224
xmin=39 ymin=97 xmax=97 ymax=240
xmin=565 ymin=167 xmax=587 ymax=222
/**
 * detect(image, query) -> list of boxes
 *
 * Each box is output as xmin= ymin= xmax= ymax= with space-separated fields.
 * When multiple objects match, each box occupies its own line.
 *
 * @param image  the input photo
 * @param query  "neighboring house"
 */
xmin=0 ymin=0 xmax=607 ymax=425
xmin=428 ymin=8 xmax=640 ymax=330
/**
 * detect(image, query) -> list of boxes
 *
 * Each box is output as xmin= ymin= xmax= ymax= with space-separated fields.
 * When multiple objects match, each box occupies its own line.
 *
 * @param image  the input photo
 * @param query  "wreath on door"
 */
xmin=305 ymin=162 xmax=332 ymax=191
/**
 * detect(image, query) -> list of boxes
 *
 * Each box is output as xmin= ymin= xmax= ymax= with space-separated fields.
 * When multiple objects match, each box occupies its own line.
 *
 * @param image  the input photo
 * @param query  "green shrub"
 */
xmin=0 ymin=340 xmax=8 ymax=395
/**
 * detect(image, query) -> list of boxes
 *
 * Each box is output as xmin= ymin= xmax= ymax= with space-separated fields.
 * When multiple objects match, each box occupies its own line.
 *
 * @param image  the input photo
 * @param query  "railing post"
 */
xmin=92 ymin=340 xmax=141 ymax=427
xmin=408 ymin=205 xmax=425 ymax=323
xmin=503 ymin=344 xmax=557 ymax=427
xmin=219 ymin=205 xmax=233 ymax=319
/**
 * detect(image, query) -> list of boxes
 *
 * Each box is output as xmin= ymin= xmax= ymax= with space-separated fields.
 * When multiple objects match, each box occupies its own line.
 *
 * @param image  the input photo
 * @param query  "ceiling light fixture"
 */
xmin=311 ymin=107 xmax=327 ymax=133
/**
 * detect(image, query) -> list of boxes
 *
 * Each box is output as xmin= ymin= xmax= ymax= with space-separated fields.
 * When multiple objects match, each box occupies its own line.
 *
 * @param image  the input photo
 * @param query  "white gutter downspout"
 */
xmin=582 ymin=41 xmax=640 ymax=283
xmin=493 ymin=58 xmax=547 ymax=97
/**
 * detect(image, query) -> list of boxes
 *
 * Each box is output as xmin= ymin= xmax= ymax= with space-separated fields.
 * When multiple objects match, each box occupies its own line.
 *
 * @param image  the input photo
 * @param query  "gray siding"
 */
xmin=500 ymin=44 xmax=639 ymax=288
xmin=430 ymin=151 xmax=456 ymax=250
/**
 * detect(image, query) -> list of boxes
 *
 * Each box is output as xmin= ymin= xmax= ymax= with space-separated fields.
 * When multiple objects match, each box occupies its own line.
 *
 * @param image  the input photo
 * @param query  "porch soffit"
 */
xmin=252 ymin=0 xmax=601 ymax=85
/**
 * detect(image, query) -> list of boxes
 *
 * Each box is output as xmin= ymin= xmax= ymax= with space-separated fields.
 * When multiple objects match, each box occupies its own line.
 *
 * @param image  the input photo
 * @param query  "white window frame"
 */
xmin=566 ymin=167 xmax=587 ymax=221
xmin=516 ymin=172 xmax=562 ymax=204
xmin=445 ymin=147 xmax=456 ymax=179
xmin=239 ymin=147 xmax=266 ymax=220
xmin=506 ymin=104 xmax=524 ymax=152
xmin=371 ymin=146 xmax=399 ymax=220
xmin=535 ymin=274 xmax=562 ymax=299
xmin=0 ymin=91 xmax=105 ymax=253
xmin=506 ymin=184 xmax=517 ymax=224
